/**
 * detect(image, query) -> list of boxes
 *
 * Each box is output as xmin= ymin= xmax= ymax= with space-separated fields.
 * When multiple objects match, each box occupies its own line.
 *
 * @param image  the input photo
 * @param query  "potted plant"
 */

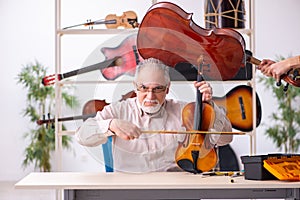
xmin=258 ymin=55 xmax=300 ymax=153
xmin=17 ymin=60 xmax=79 ymax=172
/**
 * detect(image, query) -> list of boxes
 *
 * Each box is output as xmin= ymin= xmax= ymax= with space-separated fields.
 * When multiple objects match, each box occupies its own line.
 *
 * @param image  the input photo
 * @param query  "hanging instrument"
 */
xmin=63 ymin=11 xmax=139 ymax=29
xmin=42 ymin=34 xmax=142 ymax=86
xmin=42 ymin=57 xmax=122 ymax=86
xmin=212 ymin=85 xmax=262 ymax=132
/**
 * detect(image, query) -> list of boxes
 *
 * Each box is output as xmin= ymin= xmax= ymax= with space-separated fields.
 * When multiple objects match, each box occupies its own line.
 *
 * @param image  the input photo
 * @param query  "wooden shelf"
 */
xmin=56 ymin=28 xmax=138 ymax=35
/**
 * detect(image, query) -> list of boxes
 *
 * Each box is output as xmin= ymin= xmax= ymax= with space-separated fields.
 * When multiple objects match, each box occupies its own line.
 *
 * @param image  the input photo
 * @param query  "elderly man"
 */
xmin=75 ymin=58 xmax=232 ymax=173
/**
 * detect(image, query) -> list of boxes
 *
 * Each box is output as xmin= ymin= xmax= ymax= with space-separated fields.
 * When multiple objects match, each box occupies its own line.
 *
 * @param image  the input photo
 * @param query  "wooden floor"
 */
xmin=0 ymin=181 xmax=55 ymax=200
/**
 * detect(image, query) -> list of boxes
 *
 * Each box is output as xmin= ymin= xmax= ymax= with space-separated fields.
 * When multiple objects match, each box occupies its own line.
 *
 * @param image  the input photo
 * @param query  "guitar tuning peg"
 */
xmin=46 ymin=113 xmax=51 ymax=129
xmin=283 ymin=83 xmax=289 ymax=92
xmin=276 ymin=79 xmax=282 ymax=87
xmin=293 ymin=69 xmax=299 ymax=78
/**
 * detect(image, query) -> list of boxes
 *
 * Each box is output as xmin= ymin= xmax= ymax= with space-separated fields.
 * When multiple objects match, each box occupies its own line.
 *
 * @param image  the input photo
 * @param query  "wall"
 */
xmin=1 ymin=0 xmax=300 ymax=181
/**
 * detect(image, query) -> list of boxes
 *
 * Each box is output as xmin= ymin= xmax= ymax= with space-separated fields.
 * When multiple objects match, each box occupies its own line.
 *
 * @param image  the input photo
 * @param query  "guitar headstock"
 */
xmin=36 ymin=113 xmax=55 ymax=130
xmin=42 ymin=74 xmax=62 ymax=86
xmin=36 ymin=118 xmax=54 ymax=125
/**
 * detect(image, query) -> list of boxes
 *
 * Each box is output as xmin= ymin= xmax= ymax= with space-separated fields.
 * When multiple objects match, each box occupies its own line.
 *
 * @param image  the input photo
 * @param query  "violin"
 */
xmin=175 ymin=58 xmax=218 ymax=173
xmin=137 ymin=2 xmax=246 ymax=81
xmin=105 ymin=11 xmax=139 ymax=29
xmin=63 ymin=11 xmax=139 ymax=30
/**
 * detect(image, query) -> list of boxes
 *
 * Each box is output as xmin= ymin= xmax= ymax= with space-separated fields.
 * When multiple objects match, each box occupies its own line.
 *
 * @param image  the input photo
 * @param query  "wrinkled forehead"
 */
xmin=136 ymin=64 xmax=167 ymax=85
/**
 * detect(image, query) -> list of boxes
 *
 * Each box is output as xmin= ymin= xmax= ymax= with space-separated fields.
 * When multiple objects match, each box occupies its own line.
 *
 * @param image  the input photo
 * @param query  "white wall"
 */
xmin=1 ymin=0 xmax=300 ymax=181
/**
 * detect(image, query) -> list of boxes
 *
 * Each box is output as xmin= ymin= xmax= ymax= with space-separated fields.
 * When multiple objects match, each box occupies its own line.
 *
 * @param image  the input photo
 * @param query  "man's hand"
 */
xmin=109 ymin=119 xmax=141 ymax=140
xmin=194 ymin=81 xmax=213 ymax=103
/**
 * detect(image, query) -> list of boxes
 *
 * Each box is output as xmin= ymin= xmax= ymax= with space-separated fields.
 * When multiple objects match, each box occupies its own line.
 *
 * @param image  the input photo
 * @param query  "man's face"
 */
xmin=135 ymin=66 xmax=169 ymax=113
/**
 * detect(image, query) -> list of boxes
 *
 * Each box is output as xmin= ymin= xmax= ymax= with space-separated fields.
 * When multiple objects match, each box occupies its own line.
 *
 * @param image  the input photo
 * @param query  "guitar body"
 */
xmin=101 ymin=34 xmax=144 ymax=80
xmin=212 ymin=85 xmax=262 ymax=132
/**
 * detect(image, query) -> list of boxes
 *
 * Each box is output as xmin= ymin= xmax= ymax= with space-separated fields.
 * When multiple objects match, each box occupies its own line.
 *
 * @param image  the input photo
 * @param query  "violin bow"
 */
xmin=142 ymin=130 xmax=245 ymax=135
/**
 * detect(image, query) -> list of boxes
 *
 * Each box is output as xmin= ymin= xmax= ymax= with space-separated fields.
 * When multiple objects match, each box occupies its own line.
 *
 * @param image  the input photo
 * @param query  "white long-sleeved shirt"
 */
xmin=75 ymin=97 xmax=232 ymax=173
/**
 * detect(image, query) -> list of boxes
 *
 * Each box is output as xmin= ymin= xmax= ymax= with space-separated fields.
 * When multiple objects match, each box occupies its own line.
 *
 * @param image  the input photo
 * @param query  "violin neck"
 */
xmin=194 ymin=73 xmax=204 ymax=130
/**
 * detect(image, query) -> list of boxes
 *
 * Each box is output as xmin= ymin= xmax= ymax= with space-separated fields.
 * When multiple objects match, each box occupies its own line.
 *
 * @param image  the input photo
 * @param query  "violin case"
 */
xmin=241 ymin=154 xmax=300 ymax=180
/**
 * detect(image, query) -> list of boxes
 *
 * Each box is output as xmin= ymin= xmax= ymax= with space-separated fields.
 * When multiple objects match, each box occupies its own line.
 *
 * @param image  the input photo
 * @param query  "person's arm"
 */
xmin=279 ymin=55 xmax=300 ymax=69
xmin=209 ymin=102 xmax=233 ymax=146
xmin=259 ymin=55 xmax=300 ymax=82
xmin=75 ymin=102 xmax=141 ymax=147
xmin=75 ymin=114 xmax=115 ymax=147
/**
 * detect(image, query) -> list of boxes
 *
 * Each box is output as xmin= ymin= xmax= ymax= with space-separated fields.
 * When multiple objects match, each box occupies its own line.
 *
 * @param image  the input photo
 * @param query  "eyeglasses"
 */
xmin=135 ymin=83 xmax=167 ymax=93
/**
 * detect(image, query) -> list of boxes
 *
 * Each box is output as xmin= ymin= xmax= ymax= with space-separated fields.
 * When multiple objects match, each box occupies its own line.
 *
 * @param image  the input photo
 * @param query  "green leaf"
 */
xmin=260 ymin=55 xmax=300 ymax=153
xmin=17 ymin=60 xmax=79 ymax=172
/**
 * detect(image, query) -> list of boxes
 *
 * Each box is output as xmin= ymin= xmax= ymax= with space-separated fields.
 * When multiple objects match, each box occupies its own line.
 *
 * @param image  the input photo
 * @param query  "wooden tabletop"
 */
xmin=15 ymin=172 xmax=300 ymax=190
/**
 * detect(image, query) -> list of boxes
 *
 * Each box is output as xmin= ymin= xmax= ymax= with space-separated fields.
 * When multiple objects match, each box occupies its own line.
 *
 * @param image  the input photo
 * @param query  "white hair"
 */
xmin=134 ymin=58 xmax=170 ymax=84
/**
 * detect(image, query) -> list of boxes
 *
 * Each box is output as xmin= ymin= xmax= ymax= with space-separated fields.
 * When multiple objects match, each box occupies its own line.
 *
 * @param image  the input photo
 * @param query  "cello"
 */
xmin=137 ymin=2 xmax=300 ymax=88
xmin=137 ymin=1 xmax=245 ymax=81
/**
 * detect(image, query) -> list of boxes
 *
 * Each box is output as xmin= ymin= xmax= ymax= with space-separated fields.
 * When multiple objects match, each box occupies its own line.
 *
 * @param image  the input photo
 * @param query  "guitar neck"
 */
xmin=37 ymin=113 xmax=96 ymax=125
xmin=61 ymin=57 xmax=121 ymax=79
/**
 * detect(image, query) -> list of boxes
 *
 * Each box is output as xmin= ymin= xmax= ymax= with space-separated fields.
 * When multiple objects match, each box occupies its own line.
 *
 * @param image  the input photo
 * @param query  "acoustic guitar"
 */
xmin=212 ymin=85 xmax=262 ymax=132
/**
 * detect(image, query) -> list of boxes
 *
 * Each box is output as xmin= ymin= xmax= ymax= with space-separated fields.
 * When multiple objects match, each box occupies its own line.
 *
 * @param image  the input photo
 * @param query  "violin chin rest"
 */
xmin=177 ymin=159 xmax=202 ymax=174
